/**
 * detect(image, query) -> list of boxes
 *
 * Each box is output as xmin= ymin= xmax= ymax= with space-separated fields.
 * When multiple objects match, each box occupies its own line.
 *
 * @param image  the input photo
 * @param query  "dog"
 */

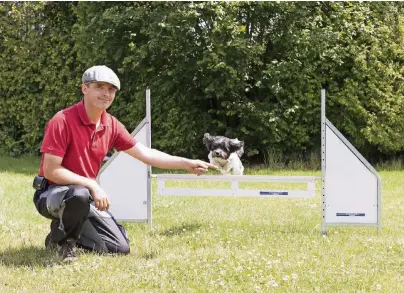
xmin=203 ymin=133 xmax=244 ymax=175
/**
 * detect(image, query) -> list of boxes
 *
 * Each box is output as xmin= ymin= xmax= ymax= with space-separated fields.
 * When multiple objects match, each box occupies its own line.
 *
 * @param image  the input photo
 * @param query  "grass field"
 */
xmin=0 ymin=156 xmax=403 ymax=292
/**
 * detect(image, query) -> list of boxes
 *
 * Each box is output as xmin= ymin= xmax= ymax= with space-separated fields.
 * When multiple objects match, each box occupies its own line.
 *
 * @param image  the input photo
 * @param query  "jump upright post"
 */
xmin=97 ymin=89 xmax=381 ymax=234
xmin=320 ymin=89 xmax=381 ymax=233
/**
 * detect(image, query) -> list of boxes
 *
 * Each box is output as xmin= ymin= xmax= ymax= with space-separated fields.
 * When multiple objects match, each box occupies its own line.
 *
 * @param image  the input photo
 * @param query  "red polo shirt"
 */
xmin=39 ymin=100 xmax=136 ymax=183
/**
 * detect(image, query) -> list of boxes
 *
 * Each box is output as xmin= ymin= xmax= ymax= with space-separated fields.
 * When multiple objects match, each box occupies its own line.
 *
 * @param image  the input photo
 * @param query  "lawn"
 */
xmin=0 ymin=156 xmax=403 ymax=292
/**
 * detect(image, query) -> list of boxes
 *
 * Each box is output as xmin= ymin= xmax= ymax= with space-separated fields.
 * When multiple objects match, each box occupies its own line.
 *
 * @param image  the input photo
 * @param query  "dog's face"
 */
xmin=203 ymin=133 xmax=244 ymax=160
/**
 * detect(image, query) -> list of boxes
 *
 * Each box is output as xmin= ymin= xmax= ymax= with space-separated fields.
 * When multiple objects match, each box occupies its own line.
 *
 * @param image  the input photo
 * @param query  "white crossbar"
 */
xmin=155 ymin=174 xmax=319 ymax=198
xmin=154 ymin=174 xmax=320 ymax=181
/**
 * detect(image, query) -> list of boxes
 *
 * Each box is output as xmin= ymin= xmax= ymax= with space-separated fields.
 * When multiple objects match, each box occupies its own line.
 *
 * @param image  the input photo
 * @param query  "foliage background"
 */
xmin=1 ymin=2 xmax=403 ymax=164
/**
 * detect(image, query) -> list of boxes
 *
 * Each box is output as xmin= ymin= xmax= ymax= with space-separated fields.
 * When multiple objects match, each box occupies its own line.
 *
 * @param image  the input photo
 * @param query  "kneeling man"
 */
xmin=33 ymin=65 xmax=216 ymax=262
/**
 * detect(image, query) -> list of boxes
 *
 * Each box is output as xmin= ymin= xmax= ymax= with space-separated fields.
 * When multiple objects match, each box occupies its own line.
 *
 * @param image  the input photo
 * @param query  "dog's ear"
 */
xmin=203 ymin=133 xmax=213 ymax=150
xmin=229 ymin=139 xmax=244 ymax=157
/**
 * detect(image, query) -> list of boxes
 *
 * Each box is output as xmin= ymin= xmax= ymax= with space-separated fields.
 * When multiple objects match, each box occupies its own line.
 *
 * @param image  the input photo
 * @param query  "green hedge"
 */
xmin=1 ymin=2 xmax=403 ymax=162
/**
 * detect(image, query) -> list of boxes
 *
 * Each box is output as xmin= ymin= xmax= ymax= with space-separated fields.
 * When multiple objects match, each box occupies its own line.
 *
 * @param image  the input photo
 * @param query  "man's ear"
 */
xmin=203 ymin=133 xmax=212 ymax=150
xmin=81 ymin=83 xmax=88 ymax=95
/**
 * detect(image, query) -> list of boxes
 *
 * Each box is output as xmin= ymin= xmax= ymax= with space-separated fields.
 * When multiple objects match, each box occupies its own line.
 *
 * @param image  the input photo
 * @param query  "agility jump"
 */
xmin=97 ymin=89 xmax=381 ymax=234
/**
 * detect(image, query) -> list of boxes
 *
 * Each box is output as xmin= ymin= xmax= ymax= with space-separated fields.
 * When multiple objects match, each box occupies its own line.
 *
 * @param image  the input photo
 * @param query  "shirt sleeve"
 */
xmin=113 ymin=121 xmax=137 ymax=151
xmin=40 ymin=112 xmax=68 ymax=157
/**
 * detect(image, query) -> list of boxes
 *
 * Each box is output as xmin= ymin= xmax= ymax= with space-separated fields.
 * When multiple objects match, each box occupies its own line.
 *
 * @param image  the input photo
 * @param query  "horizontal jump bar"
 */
xmin=158 ymin=188 xmax=314 ymax=198
xmin=153 ymin=174 xmax=321 ymax=182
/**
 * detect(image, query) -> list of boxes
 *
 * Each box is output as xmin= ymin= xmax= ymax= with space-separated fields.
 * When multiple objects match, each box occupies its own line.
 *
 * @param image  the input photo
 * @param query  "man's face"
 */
xmin=82 ymin=82 xmax=118 ymax=110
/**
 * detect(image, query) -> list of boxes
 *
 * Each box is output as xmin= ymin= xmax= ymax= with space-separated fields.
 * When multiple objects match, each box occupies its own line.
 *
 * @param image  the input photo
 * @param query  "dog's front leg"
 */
xmin=229 ymin=154 xmax=244 ymax=175
xmin=232 ymin=165 xmax=244 ymax=175
xmin=221 ymin=162 xmax=233 ymax=175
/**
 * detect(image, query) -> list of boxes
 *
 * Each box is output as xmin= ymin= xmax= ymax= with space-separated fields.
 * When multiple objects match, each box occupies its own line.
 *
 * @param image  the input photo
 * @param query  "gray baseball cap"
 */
xmin=82 ymin=65 xmax=121 ymax=90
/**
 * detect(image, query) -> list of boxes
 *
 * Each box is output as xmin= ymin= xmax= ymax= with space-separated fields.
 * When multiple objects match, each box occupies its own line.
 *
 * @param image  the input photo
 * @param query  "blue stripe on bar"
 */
xmin=336 ymin=213 xmax=365 ymax=217
xmin=260 ymin=191 xmax=288 ymax=196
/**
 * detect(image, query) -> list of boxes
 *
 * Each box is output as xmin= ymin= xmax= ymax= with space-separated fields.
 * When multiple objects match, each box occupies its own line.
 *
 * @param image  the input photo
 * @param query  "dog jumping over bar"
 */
xmin=203 ymin=133 xmax=244 ymax=175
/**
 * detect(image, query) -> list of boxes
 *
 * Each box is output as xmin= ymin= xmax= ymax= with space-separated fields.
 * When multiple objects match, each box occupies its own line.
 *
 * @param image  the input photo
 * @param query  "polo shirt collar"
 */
xmin=77 ymin=100 xmax=110 ymax=127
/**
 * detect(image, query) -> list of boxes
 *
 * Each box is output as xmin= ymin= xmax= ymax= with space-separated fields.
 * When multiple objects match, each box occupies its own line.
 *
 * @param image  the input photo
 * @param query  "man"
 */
xmin=33 ymin=65 xmax=216 ymax=262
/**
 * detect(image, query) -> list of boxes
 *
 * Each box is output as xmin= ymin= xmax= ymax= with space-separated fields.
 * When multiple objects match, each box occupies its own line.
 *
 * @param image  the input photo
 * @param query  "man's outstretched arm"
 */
xmin=124 ymin=142 xmax=217 ymax=175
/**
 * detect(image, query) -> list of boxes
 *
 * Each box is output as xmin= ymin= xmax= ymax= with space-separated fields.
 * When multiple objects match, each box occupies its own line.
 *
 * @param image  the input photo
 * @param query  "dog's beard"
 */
xmin=211 ymin=156 xmax=228 ymax=167
xmin=208 ymin=151 xmax=244 ymax=175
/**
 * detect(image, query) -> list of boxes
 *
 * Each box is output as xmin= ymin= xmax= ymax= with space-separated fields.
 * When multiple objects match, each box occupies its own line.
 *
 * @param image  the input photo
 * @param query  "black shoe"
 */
xmin=45 ymin=219 xmax=64 ymax=249
xmin=45 ymin=233 xmax=58 ymax=249
xmin=59 ymin=239 xmax=78 ymax=262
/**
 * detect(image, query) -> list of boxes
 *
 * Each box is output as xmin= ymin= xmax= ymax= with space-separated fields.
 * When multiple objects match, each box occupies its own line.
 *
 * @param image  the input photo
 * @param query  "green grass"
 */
xmin=0 ymin=156 xmax=403 ymax=292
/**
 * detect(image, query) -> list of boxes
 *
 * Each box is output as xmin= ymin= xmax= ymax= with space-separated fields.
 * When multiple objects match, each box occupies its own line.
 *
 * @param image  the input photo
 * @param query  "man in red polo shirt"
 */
xmin=33 ymin=65 xmax=216 ymax=262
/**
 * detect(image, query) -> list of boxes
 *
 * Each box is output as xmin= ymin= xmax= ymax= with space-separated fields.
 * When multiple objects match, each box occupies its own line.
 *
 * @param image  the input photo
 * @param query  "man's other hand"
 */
xmin=89 ymin=183 xmax=110 ymax=211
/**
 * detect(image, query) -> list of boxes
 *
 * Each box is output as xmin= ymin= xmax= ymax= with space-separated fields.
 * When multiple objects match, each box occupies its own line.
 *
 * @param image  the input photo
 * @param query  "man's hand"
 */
xmin=125 ymin=143 xmax=218 ymax=175
xmin=89 ymin=182 xmax=110 ymax=211
xmin=183 ymin=159 xmax=218 ymax=175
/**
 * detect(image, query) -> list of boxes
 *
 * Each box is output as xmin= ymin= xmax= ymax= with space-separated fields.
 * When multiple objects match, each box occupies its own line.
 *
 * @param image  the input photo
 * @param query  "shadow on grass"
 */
xmin=158 ymin=222 xmax=202 ymax=237
xmin=0 ymin=246 xmax=60 ymax=267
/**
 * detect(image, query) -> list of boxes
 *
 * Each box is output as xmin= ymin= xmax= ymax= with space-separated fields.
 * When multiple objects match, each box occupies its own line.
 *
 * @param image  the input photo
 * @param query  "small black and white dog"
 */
xmin=203 ymin=133 xmax=244 ymax=175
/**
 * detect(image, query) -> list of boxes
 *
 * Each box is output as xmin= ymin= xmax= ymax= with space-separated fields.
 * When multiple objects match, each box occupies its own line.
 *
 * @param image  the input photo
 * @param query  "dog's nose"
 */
xmin=213 ymin=151 xmax=220 ymax=156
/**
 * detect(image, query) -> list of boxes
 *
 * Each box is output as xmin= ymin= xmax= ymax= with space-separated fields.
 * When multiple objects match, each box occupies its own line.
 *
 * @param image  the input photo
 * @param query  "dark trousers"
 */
xmin=34 ymin=185 xmax=130 ymax=254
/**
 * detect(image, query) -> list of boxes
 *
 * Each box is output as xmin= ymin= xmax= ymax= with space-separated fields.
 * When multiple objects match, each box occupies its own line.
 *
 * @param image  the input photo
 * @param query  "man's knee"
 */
xmin=64 ymin=185 xmax=92 ymax=216
xmin=108 ymin=241 xmax=130 ymax=255
xmin=119 ymin=241 xmax=130 ymax=254
xmin=65 ymin=185 xmax=91 ymax=202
